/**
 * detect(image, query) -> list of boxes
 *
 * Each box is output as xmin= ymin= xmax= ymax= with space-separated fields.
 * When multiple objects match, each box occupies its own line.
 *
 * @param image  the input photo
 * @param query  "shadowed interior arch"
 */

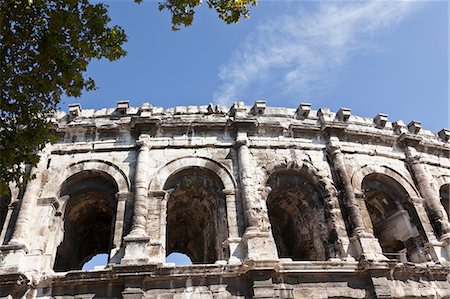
xmin=363 ymin=173 xmax=427 ymax=263
xmin=54 ymin=170 xmax=118 ymax=271
xmin=440 ymin=184 xmax=450 ymax=221
xmin=0 ymin=189 xmax=11 ymax=240
xmin=164 ymin=167 xmax=229 ymax=264
xmin=266 ymin=169 xmax=338 ymax=261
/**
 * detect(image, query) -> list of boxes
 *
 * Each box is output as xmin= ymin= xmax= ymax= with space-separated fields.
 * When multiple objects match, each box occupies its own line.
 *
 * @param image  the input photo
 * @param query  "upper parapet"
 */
xmin=51 ymin=100 xmax=450 ymax=146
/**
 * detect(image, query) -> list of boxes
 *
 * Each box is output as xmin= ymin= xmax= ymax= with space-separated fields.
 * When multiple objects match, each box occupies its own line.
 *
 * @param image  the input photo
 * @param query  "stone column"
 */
xmin=147 ymin=190 xmax=166 ymax=263
xmin=224 ymin=189 xmax=239 ymax=239
xmin=236 ymin=132 xmax=262 ymax=231
xmin=223 ymin=189 xmax=243 ymax=263
xmin=404 ymin=146 xmax=450 ymax=260
xmin=122 ymin=136 xmax=151 ymax=264
xmin=405 ymin=146 xmax=450 ymax=238
xmin=326 ymin=136 xmax=365 ymax=233
xmin=129 ymin=139 xmax=150 ymax=237
xmin=9 ymin=154 xmax=48 ymax=249
xmin=326 ymin=136 xmax=386 ymax=260
xmin=110 ymin=191 xmax=130 ymax=263
xmin=236 ymin=131 xmax=278 ymax=260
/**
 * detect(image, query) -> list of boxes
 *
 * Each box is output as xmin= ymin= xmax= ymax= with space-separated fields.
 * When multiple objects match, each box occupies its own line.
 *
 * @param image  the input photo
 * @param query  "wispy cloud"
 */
xmin=213 ymin=1 xmax=422 ymax=105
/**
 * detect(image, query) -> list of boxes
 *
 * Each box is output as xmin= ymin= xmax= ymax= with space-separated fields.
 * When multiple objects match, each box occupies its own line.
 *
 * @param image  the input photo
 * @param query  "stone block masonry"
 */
xmin=1 ymin=100 xmax=450 ymax=298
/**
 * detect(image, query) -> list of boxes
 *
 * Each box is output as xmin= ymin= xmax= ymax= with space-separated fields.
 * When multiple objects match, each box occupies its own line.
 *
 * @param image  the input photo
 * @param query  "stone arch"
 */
xmin=53 ymin=169 xmax=119 ymax=271
xmin=40 ymin=159 xmax=130 ymax=199
xmin=263 ymin=161 xmax=342 ymax=261
xmin=263 ymin=160 xmax=339 ymax=209
xmin=436 ymin=175 xmax=450 ymax=222
xmin=149 ymin=156 xmax=235 ymax=264
xmin=148 ymin=156 xmax=236 ymax=192
xmin=62 ymin=160 xmax=130 ymax=194
xmin=434 ymin=174 xmax=450 ymax=192
xmin=360 ymin=172 xmax=428 ymax=263
xmin=351 ymin=164 xmax=420 ymax=200
xmin=163 ymin=167 xmax=229 ymax=263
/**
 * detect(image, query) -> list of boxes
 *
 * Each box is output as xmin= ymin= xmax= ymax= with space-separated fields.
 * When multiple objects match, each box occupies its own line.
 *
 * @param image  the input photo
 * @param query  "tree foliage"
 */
xmin=0 ymin=0 xmax=256 ymax=194
xmin=140 ymin=0 xmax=258 ymax=31
xmin=0 ymin=0 xmax=127 ymax=194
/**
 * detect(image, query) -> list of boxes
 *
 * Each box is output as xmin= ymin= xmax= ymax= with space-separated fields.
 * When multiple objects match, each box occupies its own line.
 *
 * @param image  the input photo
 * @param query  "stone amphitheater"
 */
xmin=1 ymin=100 xmax=450 ymax=298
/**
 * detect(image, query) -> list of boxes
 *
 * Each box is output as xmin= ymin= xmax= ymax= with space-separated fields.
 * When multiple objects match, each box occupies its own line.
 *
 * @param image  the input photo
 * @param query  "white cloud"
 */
xmin=213 ymin=1 xmax=422 ymax=105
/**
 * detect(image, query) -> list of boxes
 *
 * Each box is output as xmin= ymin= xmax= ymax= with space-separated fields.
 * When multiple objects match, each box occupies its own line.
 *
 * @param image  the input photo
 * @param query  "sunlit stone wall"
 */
xmin=0 ymin=101 xmax=450 ymax=298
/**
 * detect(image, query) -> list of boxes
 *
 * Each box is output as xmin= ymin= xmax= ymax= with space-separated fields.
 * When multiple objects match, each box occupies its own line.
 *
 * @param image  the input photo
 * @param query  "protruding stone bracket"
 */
xmin=319 ymin=108 xmax=347 ymax=131
xmin=408 ymin=120 xmax=422 ymax=134
xmin=317 ymin=107 xmax=332 ymax=122
xmin=229 ymin=102 xmax=247 ymax=118
xmin=374 ymin=113 xmax=388 ymax=129
xmin=139 ymin=102 xmax=153 ymax=118
xmin=68 ymin=103 xmax=81 ymax=119
xmin=336 ymin=108 xmax=351 ymax=122
xmin=251 ymin=100 xmax=266 ymax=116
xmin=207 ymin=103 xmax=215 ymax=114
xmin=393 ymin=120 xmax=407 ymax=135
xmin=438 ymin=129 xmax=450 ymax=142
xmin=296 ymin=103 xmax=311 ymax=119
xmin=117 ymin=100 xmax=130 ymax=115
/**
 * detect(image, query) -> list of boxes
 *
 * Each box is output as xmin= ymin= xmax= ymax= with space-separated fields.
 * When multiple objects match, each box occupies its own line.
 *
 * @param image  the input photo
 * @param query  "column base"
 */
xmin=223 ymin=237 xmax=244 ymax=264
xmin=351 ymin=234 xmax=388 ymax=261
xmin=121 ymin=235 xmax=152 ymax=265
xmin=242 ymin=228 xmax=278 ymax=260
xmin=429 ymin=241 xmax=449 ymax=262
xmin=0 ymin=244 xmax=29 ymax=272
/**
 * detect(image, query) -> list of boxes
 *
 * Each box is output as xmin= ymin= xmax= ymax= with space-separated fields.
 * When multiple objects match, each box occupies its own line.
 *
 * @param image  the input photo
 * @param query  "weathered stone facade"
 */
xmin=1 ymin=100 xmax=450 ymax=298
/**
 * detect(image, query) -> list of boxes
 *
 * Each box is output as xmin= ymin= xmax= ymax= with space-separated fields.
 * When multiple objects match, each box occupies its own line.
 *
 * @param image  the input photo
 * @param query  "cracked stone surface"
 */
xmin=0 ymin=102 xmax=449 ymax=298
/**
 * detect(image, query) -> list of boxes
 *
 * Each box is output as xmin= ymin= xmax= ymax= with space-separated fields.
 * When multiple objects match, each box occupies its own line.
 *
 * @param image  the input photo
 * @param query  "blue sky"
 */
xmin=61 ymin=0 xmax=449 ymax=132
xmin=71 ymin=1 xmax=448 ymax=268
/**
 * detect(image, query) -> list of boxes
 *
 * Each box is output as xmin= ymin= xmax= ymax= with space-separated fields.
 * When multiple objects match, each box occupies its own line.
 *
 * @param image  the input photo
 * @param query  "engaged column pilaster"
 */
xmin=236 ymin=131 xmax=278 ymax=260
xmin=9 ymin=153 xmax=48 ymax=249
xmin=122 ymin=135 xmax=152 ymax=264
xmin=404 ymin=146 xmax=450 ymax=260
xmin=326 ymin=135 xmax=386 ymax=261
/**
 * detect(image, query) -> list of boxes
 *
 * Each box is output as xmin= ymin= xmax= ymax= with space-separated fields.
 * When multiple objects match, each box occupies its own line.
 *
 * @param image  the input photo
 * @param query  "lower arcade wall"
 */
xmin=0 ymin=103 xmax=449 ymax=298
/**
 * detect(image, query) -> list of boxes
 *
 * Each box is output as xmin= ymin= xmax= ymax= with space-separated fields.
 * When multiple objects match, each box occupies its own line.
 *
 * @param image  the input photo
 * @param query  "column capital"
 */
xmin=223 ymin=189 xmax=236 ymax=196
xmin=325 ymin=135 xmax=342 ymax=155
xmin=148 ymin=190 xmax=167 ymax=198
xmin=235 ymin=131 xmax=249 ymax=147
xmin=116 ymin=192 xmax=131 ymax=202
xmin=136 ymin=134 xmax=151 ymax=149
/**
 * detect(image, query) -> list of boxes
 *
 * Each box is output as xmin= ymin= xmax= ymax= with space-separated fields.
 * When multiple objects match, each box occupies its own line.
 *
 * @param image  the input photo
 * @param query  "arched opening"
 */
xmin=266 ymin=169 xmax=337 ymax=261
xmin=164 ymin=167 xmax=228 ymax=264
xmin=82 ymin=253 xmax=108 ymax=270
xmin=440 ymin=184 xmax=450 ymax=221
xmin=0 ymin=189 xmax=11 ymax=238
xmin=53 ymin=171 xmax=118 ymax=271
xmin=166 ymin=252 xmax=193 ymax=266
xmin=363 ymin=173 xmax=427 ymax=263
